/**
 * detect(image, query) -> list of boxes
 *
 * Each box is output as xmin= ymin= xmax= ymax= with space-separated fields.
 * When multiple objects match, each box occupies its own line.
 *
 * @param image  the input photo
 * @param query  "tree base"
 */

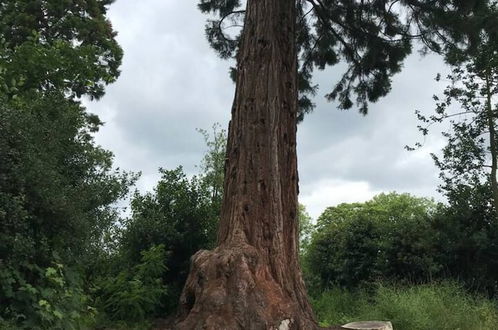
xmin=171 ymin=242 xmax=317 ymax=330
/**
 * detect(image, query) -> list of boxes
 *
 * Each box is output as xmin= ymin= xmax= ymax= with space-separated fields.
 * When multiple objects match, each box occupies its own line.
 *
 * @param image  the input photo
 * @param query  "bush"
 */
xmin=118 ymin=168 xmax=218 ymax=313
xmin=313 ymin=282 xmax=498 ymax=330
xmin=431 ymin=203 xmax=498 ymax=295
xmin=304 ymin=192 xmax=498 ymax=297
xmin=305 ymin=193 xmax=438 ymax=290
xmin=0 ymin=262 xmax=95 ymax=329
xmin=95 ymin=245 xmax=167 ymax=324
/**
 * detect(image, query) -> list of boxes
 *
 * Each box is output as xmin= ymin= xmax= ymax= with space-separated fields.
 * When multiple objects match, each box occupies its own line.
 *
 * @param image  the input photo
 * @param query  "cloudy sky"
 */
xmin=86 ymin=0 xmax=452 ymax=219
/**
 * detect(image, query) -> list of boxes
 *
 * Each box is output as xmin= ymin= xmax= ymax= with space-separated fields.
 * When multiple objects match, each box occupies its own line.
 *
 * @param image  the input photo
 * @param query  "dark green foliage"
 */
xmin=197 ymin=0 xmax=494 ymax=118
xmin=0 ymin=261 xmax=95 ymax=329
xmin=0 ymin=93 xmax=133 ymax=263
xmin=311 ymin=215 xmax=383 ymax=288
xmin=431 ymin=200 xmax=498 ymax=295
xmin=96 ymin=245 xmax=167 ymax=324
xmin=0 ymin=91 xmax=134 ymax=328
xmin=305 ymin=192 xmax=498 ymax=296
xmin=117 ymin=168 xmax=218 ymax=314
xmin=0 ymin=1 xmax=131 ymax=327
xmin=427 ymin=1 xmax=498 ymax=65
xmin=0 ymin=0 xmax=122 ymax=99
xmin=305 ymin=193 xmax=440 ymax=289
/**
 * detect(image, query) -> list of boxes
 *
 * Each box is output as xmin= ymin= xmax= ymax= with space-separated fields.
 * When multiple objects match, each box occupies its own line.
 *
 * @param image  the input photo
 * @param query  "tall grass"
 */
xmin=312 ymin=282 xmax=498 ymax=330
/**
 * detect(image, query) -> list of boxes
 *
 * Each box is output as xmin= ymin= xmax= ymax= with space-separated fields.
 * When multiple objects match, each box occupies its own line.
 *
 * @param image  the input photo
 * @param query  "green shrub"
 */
xmin=95 ymin=245 xmax=167 ymax=324
xmin=0 ymin=262 xmax=95 ymax=329
xmin=119 ymin=168 xmax=218 ymax=313
xmin=305 ymin=193 xmax=439 ymax=290
xmin=305 ymin=192 xmax=498 ymax=296
xmin=313 ymin=282 xmax=498 ymax=330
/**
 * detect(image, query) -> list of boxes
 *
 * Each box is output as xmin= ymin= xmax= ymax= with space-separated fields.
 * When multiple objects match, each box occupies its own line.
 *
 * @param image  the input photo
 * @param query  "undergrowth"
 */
xmin=312 ymin=282 xmax=498 ymax=330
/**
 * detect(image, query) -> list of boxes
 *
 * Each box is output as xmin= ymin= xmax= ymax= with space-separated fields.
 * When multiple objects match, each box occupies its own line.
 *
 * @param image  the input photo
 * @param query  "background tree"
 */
xmin=0 ymin=0 xmax=122 ymax=99
xmin=197 ymin=123 xmax=227 ymax=215
xmin=413 ymin=43 xmax=498 ymax=216
xmin=305 ymin=192 xmax=498 ymax=297
xmin=299 ymin=204 xmax=314 ymax=256
xmin=406 ymin=2 xmax=498 ymax=215
xmin=405 ymin=2 xmax=498 ymax=297
xmin=119 ymin=168 xmax=218 ymax=311
xmin=0 ymin=1 xmax=127 ymax=328
xmin=430 ymin=202 xmax=498 ymax=296
xmin=305 ymin=193 xmax=438 ymax=290
xmin=0 ymin=86 xmax=134 ymax=330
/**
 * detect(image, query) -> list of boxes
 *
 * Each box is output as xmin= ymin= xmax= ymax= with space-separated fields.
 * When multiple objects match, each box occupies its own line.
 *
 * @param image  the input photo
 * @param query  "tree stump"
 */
xmin=341 ymin=321 xmax=393 ymax=330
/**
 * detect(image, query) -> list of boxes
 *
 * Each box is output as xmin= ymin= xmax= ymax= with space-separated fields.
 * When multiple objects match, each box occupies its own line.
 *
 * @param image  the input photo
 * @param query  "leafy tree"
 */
xmin=412 ymin=40 xmax=498 ymax=216
xmin=316 ymin=193 xmax=436 ymax=228
xmin=0 ymin=91 xmax=134 ymax=328
xmin=0 ymin=1 xmax=128 ymax=327
xmin=299 ymin=204 xmax=314 ymax=255
xmin=405 ymin=2 xmax=498 ymax=296
xmin=88 ymin=125 xmax=228 ymax=326
xmin=308 ymin=192 xmax=498 ymax=295
xmin=306 ymin=193 xmax=438 ymax=289
xmin=197 ymin=123 xmax=227 ymax=218
xmin=173 ymin=1 xmax=495 ymax=328
xmin=115 ymin=168 xmax=218 ymax=314
xmin=431 ymin=203 xmax=498 ymax=295
xmin=0 ymin=0 xmax=122 ymax=99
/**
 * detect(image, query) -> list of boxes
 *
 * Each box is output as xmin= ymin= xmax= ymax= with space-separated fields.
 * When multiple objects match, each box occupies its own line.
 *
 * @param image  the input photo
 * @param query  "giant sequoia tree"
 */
xmin=174 ymin=1 xmax=493 ymax=329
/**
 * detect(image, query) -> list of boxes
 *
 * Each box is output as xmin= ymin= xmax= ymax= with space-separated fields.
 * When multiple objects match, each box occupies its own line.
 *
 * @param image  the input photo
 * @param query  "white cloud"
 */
xmin=84 ymin=1 xmax=453 ymax=217
xmin=299 ymin=179 xmax=382 ymax=220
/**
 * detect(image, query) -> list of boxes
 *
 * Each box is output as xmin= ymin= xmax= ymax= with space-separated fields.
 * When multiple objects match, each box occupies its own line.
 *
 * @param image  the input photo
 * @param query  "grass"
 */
xmin=312 ymin=282 xmax=498 ymax=330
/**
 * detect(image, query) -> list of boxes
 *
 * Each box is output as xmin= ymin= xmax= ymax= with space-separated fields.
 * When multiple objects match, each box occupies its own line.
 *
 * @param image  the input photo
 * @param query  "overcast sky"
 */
xmin=85 ymin=0 xmax=452 ymax=219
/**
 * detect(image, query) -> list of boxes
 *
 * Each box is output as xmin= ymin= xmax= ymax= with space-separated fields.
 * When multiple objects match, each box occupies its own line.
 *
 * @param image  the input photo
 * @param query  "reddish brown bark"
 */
xmin=171 ymin=0 xmax=317 ymax=329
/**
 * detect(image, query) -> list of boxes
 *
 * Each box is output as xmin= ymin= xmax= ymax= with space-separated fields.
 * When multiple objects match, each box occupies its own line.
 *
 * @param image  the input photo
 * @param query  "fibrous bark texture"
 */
xmin=172 ymin=0 xmax=317 ymax=329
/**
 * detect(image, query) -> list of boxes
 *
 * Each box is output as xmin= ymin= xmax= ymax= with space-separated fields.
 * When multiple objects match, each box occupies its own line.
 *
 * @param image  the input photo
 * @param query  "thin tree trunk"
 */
xmin=485 ymin=69 xmax=498 ymax=216
xmin=173 ymin=0 xmax=317 ymax=329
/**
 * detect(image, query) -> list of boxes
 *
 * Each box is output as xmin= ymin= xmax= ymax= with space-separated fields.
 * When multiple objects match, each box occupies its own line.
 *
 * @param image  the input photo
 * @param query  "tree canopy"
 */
xmin=198 ymin=0 xmax=497 ymax=118
xmin=0 ymin=0 xmax=122 ymax=99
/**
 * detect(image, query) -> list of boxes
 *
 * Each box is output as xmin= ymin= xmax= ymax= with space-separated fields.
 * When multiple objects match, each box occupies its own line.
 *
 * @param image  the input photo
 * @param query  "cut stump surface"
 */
xmin=342 ymin=321 xmax=393 ymax=330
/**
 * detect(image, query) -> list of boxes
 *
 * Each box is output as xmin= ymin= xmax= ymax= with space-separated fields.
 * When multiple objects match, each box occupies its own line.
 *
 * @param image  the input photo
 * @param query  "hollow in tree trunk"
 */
xmin=173 ymin=0 xmax=317 ymax=329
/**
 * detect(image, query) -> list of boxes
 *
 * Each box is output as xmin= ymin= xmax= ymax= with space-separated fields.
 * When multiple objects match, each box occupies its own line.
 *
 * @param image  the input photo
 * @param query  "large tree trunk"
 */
xmin=173 ymin=0 xmax=317 ymax=329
